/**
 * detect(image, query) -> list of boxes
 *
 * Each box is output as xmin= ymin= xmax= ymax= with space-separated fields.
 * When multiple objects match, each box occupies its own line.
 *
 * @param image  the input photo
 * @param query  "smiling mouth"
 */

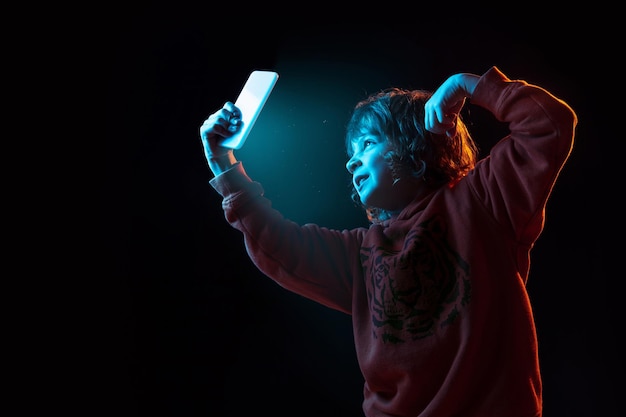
xmin=355 ymin=175 xmax=368 ymax=189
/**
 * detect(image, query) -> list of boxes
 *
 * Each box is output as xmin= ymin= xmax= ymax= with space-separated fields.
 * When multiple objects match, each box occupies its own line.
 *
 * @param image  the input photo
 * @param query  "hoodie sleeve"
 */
xmin=466 ymin=66 xmax=577 ymax=246
xmin=209 ymin=162 xmax=364 ymax=315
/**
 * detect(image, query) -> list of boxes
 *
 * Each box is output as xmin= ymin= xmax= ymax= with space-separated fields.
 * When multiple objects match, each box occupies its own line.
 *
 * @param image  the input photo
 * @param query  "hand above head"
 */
xmin=199 ymin=101 xmax=240 ymax=175
xmin=425 ymin=73 xmax=480 ymax=138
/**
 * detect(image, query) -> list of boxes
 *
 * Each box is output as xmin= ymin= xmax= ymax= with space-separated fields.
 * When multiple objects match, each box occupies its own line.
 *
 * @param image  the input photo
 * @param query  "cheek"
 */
xmin=371 ymin=156 xmax=394 ymax=183
xmin=366 ymin=163 xmax=395 ymax=197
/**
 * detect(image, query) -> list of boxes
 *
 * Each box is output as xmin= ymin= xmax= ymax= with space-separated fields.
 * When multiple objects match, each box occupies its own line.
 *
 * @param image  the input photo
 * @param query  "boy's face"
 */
xmin=347 ymin=133 xmax=417 ymax=213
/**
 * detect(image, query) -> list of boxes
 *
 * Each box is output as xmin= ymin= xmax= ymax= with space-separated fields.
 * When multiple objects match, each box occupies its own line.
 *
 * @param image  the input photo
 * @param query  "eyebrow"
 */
xmin=351 ymin=135 xmax=378 ymax=154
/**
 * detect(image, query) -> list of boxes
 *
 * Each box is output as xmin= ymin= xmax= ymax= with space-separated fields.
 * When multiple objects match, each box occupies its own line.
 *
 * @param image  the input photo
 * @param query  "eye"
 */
xmin=350 ymin=135 xmax=378 ymax=155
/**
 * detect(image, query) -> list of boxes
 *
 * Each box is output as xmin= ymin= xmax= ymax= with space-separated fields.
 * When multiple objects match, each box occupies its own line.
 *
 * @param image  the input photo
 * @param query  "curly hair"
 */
xmin=345 ymin=88 xmax=478 ymax=223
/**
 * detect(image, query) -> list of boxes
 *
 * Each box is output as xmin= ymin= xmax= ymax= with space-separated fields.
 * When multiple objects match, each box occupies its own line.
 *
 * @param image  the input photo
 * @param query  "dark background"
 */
xmin=100 ymin=7 xmax=618 ymax=417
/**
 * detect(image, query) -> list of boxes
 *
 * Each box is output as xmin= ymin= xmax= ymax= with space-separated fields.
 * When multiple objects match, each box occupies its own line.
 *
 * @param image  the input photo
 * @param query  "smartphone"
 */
xmin=221 ymin=70 xmax=279 ymax=149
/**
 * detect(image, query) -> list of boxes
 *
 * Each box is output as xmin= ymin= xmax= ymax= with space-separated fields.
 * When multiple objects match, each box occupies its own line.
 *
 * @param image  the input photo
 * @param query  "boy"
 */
xmin=199 ymin=66 xmax=577 ymax=416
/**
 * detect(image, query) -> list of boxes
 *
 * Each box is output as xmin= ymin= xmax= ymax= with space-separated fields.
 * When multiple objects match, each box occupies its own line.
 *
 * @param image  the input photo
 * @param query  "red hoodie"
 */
xmin=210 ymin=66 xmax=577 ymax=416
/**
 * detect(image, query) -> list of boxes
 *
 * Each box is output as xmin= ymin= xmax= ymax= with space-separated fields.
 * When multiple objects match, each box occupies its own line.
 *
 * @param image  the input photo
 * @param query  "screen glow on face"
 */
xmin=347 ymin=133 xmax=399 ymax=210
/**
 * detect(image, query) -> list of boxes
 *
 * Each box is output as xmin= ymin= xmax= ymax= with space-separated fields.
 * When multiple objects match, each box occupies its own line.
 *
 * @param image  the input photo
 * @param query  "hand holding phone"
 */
xmin=221 ymin=70 xmax=279 ymax=149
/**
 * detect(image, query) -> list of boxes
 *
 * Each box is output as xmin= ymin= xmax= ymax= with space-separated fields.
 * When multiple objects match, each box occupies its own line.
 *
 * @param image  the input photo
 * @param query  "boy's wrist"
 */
xmin=208 ymin=152 xmax=237 ymax=176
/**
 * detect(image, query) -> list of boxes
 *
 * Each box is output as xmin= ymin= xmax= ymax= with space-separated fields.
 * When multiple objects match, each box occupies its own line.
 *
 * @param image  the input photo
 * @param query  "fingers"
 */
xmin=425 ymin=110 xmax=461 ymax=138
xmin=425 ymin=95 xmax=466 ymax=136
xmin=424 ymin=73 xmax=471 ymax=135
xmin=223 ymin=101 xmax=241 ymax=120
xmin=425 ymin=107 xmax=457 ymax=135
xmin=199 ymin=102 xmax=242 ymax=140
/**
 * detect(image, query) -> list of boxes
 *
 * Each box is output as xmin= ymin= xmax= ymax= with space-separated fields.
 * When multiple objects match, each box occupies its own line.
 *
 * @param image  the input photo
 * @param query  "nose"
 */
xmin=346 ymin=154 xmax=361 ymax=174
